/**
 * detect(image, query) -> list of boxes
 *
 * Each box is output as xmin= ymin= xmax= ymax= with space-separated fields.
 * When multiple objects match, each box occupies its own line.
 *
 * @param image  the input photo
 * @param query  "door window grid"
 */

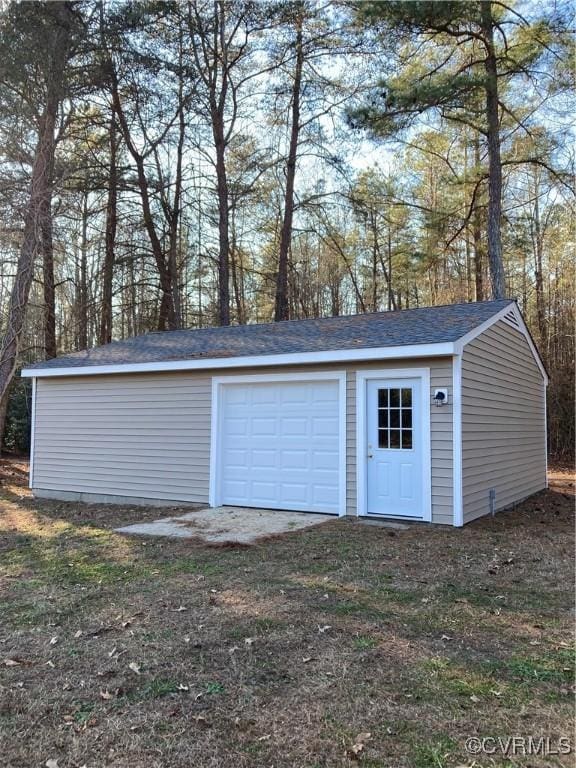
xmin=377 ymin=387 xmax=413 ymax=450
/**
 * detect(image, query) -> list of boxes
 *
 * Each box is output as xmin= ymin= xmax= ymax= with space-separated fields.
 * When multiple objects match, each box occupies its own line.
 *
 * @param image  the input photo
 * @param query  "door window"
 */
xmin=377 ymin=387 xmax=413 ymax=450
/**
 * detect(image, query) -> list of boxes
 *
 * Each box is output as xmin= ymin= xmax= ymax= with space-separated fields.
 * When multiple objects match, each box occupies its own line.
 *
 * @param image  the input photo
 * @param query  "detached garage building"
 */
xmin=21 ymin=299 xmax=548 ymax=526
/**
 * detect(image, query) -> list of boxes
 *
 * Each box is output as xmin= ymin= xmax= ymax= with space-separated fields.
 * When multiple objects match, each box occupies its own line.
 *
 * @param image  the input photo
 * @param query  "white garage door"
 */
xmin=217 ymin=378 xmax=342 ymax=514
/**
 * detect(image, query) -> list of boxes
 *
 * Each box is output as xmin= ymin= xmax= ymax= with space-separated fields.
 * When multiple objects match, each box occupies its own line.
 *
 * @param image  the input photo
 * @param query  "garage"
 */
xmin=23 ymin=300 xmax=547 ymax=526
xmin=210 ymin=374 xmax=346 ymax=515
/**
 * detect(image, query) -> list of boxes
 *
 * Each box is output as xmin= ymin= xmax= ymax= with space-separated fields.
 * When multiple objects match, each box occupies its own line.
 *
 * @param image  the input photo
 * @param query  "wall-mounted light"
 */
xmin=433 ymin=389 xmax=448 ymax=407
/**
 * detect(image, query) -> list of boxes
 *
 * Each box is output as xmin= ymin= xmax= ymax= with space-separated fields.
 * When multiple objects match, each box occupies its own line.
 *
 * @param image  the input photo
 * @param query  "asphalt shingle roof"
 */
xmin=24 ymin=299 xmax=514 ymax=371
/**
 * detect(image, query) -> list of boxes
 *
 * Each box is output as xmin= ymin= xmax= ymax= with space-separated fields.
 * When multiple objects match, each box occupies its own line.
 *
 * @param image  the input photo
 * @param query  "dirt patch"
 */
xmin=116 ymin=506 xmax=332 ymax=544
xmin=0 ymin=458 xmax=574 ymax=768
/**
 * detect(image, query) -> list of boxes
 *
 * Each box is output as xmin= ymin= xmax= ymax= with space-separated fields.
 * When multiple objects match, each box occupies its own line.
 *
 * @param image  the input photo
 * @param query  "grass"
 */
xmin=0 ymin=458 xmax=574 ymax=767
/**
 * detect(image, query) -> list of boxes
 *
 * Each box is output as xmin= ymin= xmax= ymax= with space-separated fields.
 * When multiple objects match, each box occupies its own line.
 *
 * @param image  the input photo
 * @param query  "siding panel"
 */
xmin=33 ymin=372 xmax=212 ymax=504
xmin=461 ymin=320 xmax=546 ymax=523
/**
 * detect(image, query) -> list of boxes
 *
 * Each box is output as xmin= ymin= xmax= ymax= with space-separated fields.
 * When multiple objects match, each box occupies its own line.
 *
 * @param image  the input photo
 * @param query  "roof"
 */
xmin=22 ymin=300 xmax=516 ymax=375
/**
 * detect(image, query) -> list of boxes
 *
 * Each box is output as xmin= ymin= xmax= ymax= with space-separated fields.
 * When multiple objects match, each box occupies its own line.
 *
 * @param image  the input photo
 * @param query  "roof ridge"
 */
xmin=141 ymin=298 xmax=515 ymax=338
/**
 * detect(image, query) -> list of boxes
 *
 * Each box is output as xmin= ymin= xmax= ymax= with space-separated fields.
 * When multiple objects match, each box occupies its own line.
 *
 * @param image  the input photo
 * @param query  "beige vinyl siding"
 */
xmin=33 ymin=372 xmax=212 ymax=504
xmin=461 ymin=319 xmax=546 ymax=523
xmin=32 ymin=357 xmax=454 ymax=522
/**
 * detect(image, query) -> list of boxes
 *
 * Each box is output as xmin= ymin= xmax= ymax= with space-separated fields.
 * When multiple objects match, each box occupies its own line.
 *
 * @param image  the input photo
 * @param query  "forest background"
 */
xmin=0 ymin=0 xmax=573 ymax=457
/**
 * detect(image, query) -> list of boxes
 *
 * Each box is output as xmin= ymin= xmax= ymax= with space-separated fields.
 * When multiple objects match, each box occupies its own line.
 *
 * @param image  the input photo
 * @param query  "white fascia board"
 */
xmin=452 ymin=303 xmax=515 ymax=352
xmin=21 ymin=341 xmax=455 ymax=379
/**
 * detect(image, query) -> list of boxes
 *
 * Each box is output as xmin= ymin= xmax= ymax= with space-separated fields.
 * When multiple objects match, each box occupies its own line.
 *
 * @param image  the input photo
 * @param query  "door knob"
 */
xmin=367 ymin=452 xmax=373 ymax=459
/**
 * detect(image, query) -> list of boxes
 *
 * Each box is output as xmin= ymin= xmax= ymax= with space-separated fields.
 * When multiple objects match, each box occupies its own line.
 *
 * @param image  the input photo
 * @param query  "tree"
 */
xmin=185 ymin=0 xmax=266 ymax=326
xmin=102 ymin=2 xmax=191 ymax=330
xmin=350 ymin=0 xmax=564 ymax=299
xmin=0 ymin=1 xmax=80 ymax=432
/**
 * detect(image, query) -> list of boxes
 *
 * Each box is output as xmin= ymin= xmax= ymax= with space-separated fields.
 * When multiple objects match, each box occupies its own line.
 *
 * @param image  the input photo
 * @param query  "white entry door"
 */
xmin=366 ymin=378 xmax=423 ymax=518
xmin=217 ymin=378 xmax=343 ymax=514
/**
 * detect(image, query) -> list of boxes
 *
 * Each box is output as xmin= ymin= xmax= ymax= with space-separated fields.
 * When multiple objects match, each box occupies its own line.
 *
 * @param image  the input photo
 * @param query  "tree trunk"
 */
xmin=0 ymin=392 xmax=8 ymax=455
xmin=99 ymin=111 xmax=118 ymax=346
xmin=471 ymin=133 xmax=484 ymax=302
xmin=387 ymin=225 xmax=395 ymax=311
xmin=480 ymin=1 xmax=506 ymax=299
xmin=41 ymin=200 xmax=57 ymax=359
xmin=472 ymin=207 xmax=485 ymax=302
xmin=275 ymin=9 xmax=304 ymax=322
xmin=0 ymin=2 xmax=73 ymax=407
xmin=532 ymin=172 xmax=547 ymax=358
xmin=78 ymin=193 xmax=89 ymax=350
xmin=213 ymin=120 xmax=231 ymax=326
xmin=167 ymin=98 xmax=186 ymax=330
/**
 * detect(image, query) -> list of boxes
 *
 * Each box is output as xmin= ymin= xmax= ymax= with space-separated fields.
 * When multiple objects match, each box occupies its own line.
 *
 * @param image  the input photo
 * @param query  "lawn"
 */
xmin=0 ymin=459 xmax=574 ymax=768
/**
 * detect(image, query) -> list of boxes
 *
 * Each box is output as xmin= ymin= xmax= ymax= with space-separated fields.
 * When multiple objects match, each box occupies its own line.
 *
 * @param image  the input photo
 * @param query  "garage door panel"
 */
xmin=252 ymin=449 xmax=277 ymax=469
xmin=313 ymin=485 xmax=339 ymax=506
xmin=281 ymin=417 xmax=309 ymax=437
xmin=312 ymin=416 xmax=339 ymax=436
xmin=218 ymin=379 xmax=342 ymax=514
xmin=222 ymin=448 xmax=248 ymax=469
xmin=280 ymin=389 xmax=308 ymax=405
xmin=281 ymin=483 xmax=309 ymax=504
xmin=312 ymin=450 xmax=339 ymax=471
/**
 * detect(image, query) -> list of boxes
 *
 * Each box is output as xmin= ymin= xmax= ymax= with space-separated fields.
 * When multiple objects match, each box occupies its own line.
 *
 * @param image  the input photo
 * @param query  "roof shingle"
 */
xmin=24 ymin=299 xmax=514 ymax=371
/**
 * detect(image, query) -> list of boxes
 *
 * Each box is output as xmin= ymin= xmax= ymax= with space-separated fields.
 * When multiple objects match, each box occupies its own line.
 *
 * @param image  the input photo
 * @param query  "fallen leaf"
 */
xmin=128 ymin=662 xmax=141 ymax=675
xmin=46 ymin=760 xmax=59 ymax=768
xmin=49 ymin=636 xmax=59 ymax=646
xmin=192 ymin=714 xmax=211 ymax=726
xmin=3 ymin=658 xmax=22 ymax=667
xmin=177 ymin=684 xmax=189 ymax=691
xmin=302 ymin=657 xmax=315 ymax=663
xmin=441 ymin=634 xmax=452 ymax=641
xmin=257 ymin=734 xmax=271 ymax=742
xmin=173 ymin=606 xmax=187 ymax=612
xmin=74 ymin=630 xmax=83 ymax=639
xmin=318 ymin=624 xmax=331 ymax=633
xmin=470 ymin=694 xmax=480 ymax=703
xmin=347 ymin=732 xmax=372 ymax=760
xmin=100 ymin=690 xmax=114 ymax=700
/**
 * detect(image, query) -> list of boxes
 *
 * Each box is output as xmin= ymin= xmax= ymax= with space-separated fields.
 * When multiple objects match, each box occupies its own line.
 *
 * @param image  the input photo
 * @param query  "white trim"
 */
xmin=544 ymin=380 xmax=548 ymax=489
xmin=452 ymin=355 xmax=463 ymax=527
xmin=21 ymin=342 xmax=456 ymax=379
xmin=29 ymin=377 xmax=37 ymax=489
xmin=510 ymin=303 xmax=549 ymax=385
xmin=453 ymin=303 xmax=515 ymax=351
xmin=454 ymin=302 xmax=549 ymax=385
xmin=355 ymin=368 xmax=432 ymax=522
xmin=209 ymin=371 xmax=347 ymax=516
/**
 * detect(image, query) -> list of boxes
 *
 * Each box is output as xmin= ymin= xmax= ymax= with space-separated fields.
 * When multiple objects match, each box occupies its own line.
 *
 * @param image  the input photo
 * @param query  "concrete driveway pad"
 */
xmin=115 ymin=506 xmax=332 ymax=544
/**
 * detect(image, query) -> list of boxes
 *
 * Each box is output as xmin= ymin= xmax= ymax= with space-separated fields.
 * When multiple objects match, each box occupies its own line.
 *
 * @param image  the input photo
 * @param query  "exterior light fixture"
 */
xmin=433 ymin=389 xmax=448 ymax=407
